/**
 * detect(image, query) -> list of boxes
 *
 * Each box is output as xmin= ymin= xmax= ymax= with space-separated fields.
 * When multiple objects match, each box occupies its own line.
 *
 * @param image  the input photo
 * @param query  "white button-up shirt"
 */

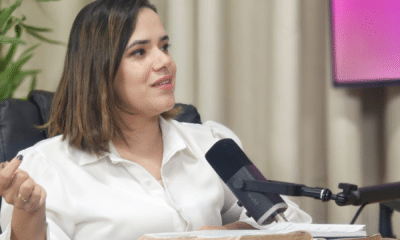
xmin=0 ymin=117 xmax=311 ymax=240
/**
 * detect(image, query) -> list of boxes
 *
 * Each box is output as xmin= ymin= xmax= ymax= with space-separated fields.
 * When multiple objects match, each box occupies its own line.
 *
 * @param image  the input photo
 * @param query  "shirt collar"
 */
xmin=76 ymin=116 xmax=196 ymax=166
xmin=159 ymin=116 xmax=196 ymax=165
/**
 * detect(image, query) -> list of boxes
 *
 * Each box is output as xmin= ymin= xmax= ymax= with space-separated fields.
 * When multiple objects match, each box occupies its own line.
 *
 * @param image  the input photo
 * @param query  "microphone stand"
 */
xmin=232 ymin=179 xmax=400 ymax=207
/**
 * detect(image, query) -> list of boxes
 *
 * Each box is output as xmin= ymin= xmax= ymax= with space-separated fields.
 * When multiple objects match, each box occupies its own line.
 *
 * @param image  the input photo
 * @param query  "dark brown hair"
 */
xmin=44 ymin=0 xmax=179 ymax=155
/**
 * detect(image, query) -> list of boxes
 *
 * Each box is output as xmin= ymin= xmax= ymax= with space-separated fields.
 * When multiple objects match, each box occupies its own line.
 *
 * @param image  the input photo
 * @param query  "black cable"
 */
xmin=350 ymin=203 xmax=368 ymax=224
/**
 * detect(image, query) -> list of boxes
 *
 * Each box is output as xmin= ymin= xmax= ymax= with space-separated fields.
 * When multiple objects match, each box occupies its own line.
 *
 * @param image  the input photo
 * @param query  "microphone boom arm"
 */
xmin=233 ymin=179 xmax=400 ymax=207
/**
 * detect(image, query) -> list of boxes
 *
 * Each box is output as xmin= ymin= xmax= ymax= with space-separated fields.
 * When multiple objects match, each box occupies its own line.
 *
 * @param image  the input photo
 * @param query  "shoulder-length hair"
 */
xmin=43 ymin=0 xmax=179 ymax=155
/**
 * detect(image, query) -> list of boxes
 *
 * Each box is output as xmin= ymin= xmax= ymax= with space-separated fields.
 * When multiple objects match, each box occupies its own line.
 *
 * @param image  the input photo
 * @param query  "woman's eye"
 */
xmin=131 ymin=49 xmax=145 ymax=57
xmin=162 ymin=43 xmax=170 ymax=52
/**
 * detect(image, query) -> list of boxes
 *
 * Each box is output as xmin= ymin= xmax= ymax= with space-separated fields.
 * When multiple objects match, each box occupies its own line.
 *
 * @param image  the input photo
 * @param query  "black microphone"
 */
xmin=205 ymin=138 xmax=288 ymax=225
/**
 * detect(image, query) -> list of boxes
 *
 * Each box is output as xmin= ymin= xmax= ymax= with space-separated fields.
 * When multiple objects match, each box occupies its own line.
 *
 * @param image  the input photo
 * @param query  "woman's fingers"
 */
xmin=1 ymin=161 xmax=8 ymax=169
xmin=13 ymin=177 xmax=35 ymax=210
xmin=22 ymin=183 xmax=45 ymax=213
xmin=0 ymin=157 xmax=22 ymax=194
xmin=2 ymin=169 xmax=30 ymax=205
xmin=39 ymin=185 xmax=47 ymax=206
xmin=0 ymin=156 xmax=47 ymax=212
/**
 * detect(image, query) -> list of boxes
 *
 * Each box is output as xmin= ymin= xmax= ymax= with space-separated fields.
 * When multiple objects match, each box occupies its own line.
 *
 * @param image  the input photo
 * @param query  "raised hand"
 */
xmin=0 ymin=156 xmax=46 ymax=213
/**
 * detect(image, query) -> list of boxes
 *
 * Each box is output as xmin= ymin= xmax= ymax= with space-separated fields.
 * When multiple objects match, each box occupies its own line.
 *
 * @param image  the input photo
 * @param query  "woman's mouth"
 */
xmin=152 ymin=79 xmax=171 ymax=86
xmin=152 ymin=76 xmax=174 ymax=90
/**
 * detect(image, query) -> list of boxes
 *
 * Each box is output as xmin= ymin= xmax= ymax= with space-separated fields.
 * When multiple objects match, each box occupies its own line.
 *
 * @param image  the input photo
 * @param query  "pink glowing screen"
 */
xmin=331 ymin=0 xmax=400 ymax=86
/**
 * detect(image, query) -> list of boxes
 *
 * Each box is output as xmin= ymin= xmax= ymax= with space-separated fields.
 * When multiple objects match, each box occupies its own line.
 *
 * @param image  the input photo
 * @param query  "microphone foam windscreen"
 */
xmin=205 ymin=138 xmax=252 ymax=182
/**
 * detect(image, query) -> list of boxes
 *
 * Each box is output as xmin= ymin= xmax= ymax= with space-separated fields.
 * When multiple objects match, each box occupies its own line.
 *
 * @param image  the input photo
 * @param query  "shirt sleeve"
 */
xmin=203 ymin=121 xmax=312 ymax=228
xmin=0 ymin=148 xmax=75 ymax=240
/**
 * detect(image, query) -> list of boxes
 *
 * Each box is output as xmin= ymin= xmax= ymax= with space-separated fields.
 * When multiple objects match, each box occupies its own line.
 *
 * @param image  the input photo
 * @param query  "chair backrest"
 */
xmin=0 ymin=90 xmax=201 ymax=163
xmin=0 ymin=91 xmax=51 ymax=163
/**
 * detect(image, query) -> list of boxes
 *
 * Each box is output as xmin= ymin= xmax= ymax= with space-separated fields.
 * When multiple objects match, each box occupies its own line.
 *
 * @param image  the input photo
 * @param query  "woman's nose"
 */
xmin=152 ymin=48 xmax=172 ymax=71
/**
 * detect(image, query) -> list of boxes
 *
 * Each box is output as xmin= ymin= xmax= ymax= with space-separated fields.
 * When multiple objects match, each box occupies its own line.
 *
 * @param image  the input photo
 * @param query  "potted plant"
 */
xmin=0 ymin=0 xmax=62 ymax=101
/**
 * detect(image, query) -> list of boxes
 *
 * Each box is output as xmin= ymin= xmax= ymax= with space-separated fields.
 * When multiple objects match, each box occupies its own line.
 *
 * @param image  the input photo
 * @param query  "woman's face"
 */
xmin=114 ymin=8 xmax=176 ymax=118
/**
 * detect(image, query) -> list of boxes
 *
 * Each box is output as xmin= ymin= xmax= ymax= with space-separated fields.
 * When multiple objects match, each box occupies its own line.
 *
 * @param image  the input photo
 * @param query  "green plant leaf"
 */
xmin=1 ymin=18 xmax=13 ymax=36
xmin=0 ymin=80 xmax=12 ymax=99
xmin=24 ymin=28 xmax=65 ymax=45
xmin=21 ymin=23 xmax=52 ymax=33
xmin=28 ymin=72 xmax=37 ymax=96
xmin=2 ymin=70 xmax=40 ymax=100
xmin=0 ymin=53 xmax=33 ymax=99
xmin=11 ymin=15 xmax=26 ymax=26
xmin=0 ymin=0 xmax=22 ymax=31
xmin=0 ymin=54 xmax=33 ymax=84
xmin=9 ymin=69 xmax=40 ymax=95
xmin=20 ymin=43 xmax=40 ymax=59
xmin=0 ymin=35 xmax=24 ymax=44
xmin=0 ymin=0 xmax=64 ymax=100
xmin=0 ymin=24 xmax=22 ymax=71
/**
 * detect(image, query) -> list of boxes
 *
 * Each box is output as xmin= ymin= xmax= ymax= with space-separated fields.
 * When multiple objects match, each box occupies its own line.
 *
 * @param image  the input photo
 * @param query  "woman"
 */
xmin=0 ymin=0 xmax=311 ymax=239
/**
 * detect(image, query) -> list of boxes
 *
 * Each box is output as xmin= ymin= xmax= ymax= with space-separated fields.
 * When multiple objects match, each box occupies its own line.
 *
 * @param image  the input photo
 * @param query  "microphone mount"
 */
xmin=232 ymin=179 xmax=400 ymax=207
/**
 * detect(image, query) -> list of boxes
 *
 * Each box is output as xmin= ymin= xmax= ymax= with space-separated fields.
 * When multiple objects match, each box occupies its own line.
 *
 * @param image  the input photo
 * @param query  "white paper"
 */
xmin=261 ymin=222 xmax=365 ymax=232
xmin=144 ymin=223 xmax=367 ymax=239
xmin=260 ymin=223 xmax=366 ymax=238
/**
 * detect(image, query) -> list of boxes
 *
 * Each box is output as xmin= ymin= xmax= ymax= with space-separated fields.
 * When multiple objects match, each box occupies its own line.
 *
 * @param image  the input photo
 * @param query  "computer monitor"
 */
xmin=330 ymin=0 xmax=400 ymax=87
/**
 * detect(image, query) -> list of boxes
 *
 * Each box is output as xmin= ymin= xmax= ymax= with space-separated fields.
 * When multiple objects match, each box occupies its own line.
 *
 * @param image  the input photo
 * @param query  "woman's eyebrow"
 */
xmin=125 ymin=35 xmax=169 ymax=52
xmin=126 ymin=39 xmax=150 ymax=51
xmin=160 ymin=35 xmax=169 ymax=42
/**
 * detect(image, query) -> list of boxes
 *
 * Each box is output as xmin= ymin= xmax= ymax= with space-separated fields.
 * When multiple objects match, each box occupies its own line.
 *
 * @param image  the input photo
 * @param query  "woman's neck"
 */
xmin=113 ymin=114 xmax=163 ymax=157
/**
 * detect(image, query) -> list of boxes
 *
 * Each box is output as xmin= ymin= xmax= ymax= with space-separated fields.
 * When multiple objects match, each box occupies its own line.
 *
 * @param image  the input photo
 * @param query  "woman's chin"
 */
xmin=163 ymin=100 xmax=176 ymax=113
xmin=150 ymin=98 xmax=176 ymax=116
xmin=163 ymin=95 xmax=176 ymax=110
